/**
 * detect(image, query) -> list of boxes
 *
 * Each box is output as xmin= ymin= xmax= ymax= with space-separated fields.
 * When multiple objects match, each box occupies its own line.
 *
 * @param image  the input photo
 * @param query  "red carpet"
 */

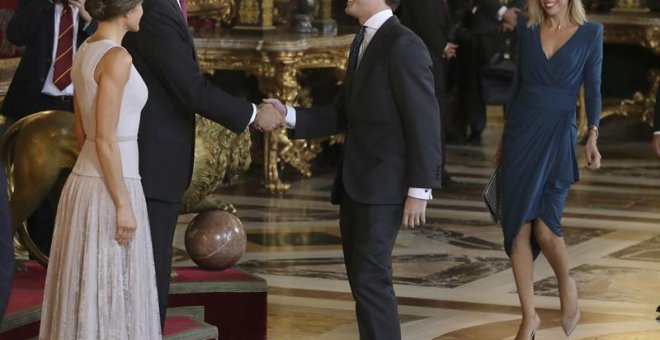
xmin=1 ymin=262 xmax=267 ymax=340
xmin=169 ymin=266 xmax=268 ymax=340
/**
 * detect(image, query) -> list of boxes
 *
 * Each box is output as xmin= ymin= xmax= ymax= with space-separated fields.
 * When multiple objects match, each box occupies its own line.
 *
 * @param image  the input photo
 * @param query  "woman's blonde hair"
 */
xmin=526 ymin=0 xmax=587 ymax=27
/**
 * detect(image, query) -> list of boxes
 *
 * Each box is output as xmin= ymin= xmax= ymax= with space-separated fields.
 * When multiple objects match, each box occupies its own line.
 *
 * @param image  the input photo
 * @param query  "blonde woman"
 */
xmin=492 ymin=0 xmax=602 ymax=339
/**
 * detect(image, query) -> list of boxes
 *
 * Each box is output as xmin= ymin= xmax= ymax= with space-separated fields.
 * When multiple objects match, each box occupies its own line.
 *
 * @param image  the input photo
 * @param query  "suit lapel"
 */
xmin=163 ymin=0 xmax=197 ymax=60
xmin=348 ymin=16 xmax=398 ymax=106
xmin=45 ymin=2 xmax=56 ymax=57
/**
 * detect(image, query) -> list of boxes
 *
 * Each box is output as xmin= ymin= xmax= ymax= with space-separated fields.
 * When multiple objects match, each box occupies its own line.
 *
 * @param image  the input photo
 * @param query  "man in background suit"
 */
xmin=122 ymin=0 xmax=282 ymax=328
xmin=459 ymin=0 xmax=525 ymax=145
xmin=0 ymin=166 xmax=12 ymax=326
xmin=2 ymin=0 xmax=96 ymax=256
xmin=2 ymin=0 xmax=95 ymax=121
xmin=266 ymin=0 xmax=442 ymax=338
xmin=398 ymin=0 xmax=467 ymax=187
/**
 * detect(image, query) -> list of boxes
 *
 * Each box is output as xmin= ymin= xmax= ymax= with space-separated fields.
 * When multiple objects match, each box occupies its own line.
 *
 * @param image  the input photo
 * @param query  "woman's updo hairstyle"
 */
xmin=85 ymin=0 xmax=142 ymax=21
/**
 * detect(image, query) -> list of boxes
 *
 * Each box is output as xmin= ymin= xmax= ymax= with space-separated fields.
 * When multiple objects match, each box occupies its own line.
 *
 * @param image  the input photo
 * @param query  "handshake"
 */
xmin=252 ymin=98 xmax=287 ymax=132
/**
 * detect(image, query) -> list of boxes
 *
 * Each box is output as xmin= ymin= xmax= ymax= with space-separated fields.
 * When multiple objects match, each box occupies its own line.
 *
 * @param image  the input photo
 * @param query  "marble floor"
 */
xmin=172 ymin=109 xmax=660 ymax=339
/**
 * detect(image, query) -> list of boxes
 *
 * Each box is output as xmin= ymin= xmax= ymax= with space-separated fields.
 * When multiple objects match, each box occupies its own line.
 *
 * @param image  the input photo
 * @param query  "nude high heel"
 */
xmin=561 ymin=278 xmax=581 ymax=336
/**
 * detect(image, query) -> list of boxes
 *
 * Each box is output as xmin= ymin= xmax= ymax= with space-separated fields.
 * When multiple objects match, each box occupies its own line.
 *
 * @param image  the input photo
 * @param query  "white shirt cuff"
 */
xmin=247 ymin=103 xmax=257 ymax=127
xmin=408 ymin=188 xmax=432 ymax=200
xmin=285 ymin=106 xmax=297 ymax=128
xmin=497 ymin=6 xmax=508 ymax=21
xmin=653 ymin=131 xmax=660 ymax=135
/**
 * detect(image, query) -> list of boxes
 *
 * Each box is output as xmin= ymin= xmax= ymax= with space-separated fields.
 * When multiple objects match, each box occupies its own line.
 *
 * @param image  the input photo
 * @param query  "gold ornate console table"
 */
xmin=193 ymin=30 xmax=352 ymax=192
xmin=575 ymin=12 xmax=660 ymax=139
xmin=590 ymin=12 xmax=660 ymax=55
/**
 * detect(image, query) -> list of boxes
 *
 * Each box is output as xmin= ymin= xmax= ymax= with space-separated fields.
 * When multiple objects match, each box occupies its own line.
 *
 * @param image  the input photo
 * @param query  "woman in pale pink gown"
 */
xmin=39 ymin=0 xmax=161 ymax=338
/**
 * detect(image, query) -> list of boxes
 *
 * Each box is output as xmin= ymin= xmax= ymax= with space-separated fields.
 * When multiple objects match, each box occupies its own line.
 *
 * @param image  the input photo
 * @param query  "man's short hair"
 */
xmin=385 ymin=0 xmax=401 ymax=9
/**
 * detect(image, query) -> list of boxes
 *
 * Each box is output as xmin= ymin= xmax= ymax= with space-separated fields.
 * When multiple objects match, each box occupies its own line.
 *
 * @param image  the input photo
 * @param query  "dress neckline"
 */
xmin=537 ymin=24 xmax=583 ymax=61
xmin=84 ymin=38 xmax=119 ymax=46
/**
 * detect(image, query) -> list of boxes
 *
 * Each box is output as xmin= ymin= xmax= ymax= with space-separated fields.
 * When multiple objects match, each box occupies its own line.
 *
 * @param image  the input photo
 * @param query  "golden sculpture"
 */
xmin=1 ymin=111 xmax=252 ymax=265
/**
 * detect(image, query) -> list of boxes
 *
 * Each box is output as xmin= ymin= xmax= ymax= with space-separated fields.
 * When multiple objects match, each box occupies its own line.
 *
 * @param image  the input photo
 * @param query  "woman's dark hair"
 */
xmin=85 ymin=0 xmax=142 ymax=21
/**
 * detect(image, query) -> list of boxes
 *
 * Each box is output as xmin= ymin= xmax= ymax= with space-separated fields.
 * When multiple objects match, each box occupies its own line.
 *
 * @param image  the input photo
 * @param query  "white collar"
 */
xmin=363 ymin=9 xmax=393 ymax=31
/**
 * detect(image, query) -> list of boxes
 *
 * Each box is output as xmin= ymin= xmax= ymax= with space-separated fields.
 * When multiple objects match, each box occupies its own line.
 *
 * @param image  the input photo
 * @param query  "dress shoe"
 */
xmin=561 ymin=278 xmax=581 ymax=336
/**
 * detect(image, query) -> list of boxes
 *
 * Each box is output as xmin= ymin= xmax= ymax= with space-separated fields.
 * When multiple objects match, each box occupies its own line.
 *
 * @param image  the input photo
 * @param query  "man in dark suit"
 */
xmin=0 ymin=166 xmax=12 ymax=326
xmin=2 ymin=0 xmax=96 ymax=255
xmin=2 ymin=0 xmax=95 ymax=121
xmin=459 ymin=0 xmax=525 ymax=145
xmin=266 ymin=0 xmax=441 ymax=338
xmin=122 ymin=0 xmax=282 ymax=328
xmin=398 ymin=0 xmax=466 ymax=187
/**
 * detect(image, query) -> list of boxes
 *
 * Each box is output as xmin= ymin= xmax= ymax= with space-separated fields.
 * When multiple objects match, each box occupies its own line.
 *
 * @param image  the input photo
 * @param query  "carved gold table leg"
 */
xmin=257 ymin=52 xmax=334 ymax=192
xmin=258 ymin=56 xmax=300 ymax=193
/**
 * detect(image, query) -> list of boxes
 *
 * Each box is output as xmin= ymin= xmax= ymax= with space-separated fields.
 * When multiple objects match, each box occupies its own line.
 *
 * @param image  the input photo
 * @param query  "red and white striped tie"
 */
xmin=53 ymin=6 xmax=74 ymax=90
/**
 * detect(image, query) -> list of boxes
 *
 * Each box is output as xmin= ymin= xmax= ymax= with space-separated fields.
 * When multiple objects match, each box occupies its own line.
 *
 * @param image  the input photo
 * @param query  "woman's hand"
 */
xmin=585 ymin=131 xmax=601 ymax=171
xmin=115 ymin=204 xmax=137 ymax=246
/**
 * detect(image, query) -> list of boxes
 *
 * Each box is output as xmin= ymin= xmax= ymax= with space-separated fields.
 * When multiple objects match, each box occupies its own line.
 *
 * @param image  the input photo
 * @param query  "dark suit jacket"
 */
xmin=291 ymin=17 xmax=442 ymax=205
xmin=1 ymin=0 xmax=96 ymax=120
xmin=123 ymin=0 xmax=254 ymax=202
xmin=471 ymin=0 xmax=526 ymax=35
xmin=399 ymin=0 xmax=451 ymax=58
xmin=0 ymin=165 xmax=13 ymax=326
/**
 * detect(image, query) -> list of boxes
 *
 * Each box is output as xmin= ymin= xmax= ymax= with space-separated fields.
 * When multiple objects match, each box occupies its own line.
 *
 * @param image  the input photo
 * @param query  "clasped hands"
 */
xmin=252 ymin=100 xmax=286 ymax=132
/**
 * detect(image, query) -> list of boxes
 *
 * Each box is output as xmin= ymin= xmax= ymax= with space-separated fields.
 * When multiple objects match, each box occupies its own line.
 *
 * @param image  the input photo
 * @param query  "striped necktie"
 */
xmin=53 ymin=5 xmax=74 ymax=90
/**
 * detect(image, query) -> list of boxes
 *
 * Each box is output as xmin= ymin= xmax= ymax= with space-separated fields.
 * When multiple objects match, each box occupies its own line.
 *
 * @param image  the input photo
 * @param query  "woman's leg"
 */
xmin=533 ymin=218 xmax=580 ymax=335
xmin=511 ymin=222 xmax=541 ymax=339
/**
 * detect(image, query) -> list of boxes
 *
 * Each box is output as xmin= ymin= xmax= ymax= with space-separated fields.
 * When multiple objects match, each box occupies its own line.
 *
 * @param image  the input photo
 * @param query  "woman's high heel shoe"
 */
xmin=561 ymin=278 xmax=581 ymax=336
xmin=515 ymin=313 xmax=540 ymax=340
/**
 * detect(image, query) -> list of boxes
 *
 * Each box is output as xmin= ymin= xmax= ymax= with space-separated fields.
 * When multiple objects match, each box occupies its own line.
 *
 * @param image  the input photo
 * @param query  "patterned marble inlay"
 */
xmin=247 ymin=231 xmax=342 ymax=247
xmin=561 ymin=227 xmax=614 ymax=246
xmin=609 ymin=234 xmax=660 ymax=262
xmin=238 ymin=254 xmax=511 ymax=288
xmin=534 ymin=264 xmax=660 ymax=304
xmin=237 ymin=204 xmax=339 ymax=223
xmin=411 ymin=224 xmax=503 ymax=251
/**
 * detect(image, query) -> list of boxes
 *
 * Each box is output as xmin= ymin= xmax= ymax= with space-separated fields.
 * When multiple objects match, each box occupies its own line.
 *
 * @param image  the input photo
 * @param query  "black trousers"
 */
xmin=457 ymin=33 xmax=492 ymax=136
xmin=145 ymin=198 xmax=181 ymax=330
xmin=339 ymin=193 xmax=403 ymax=340
xmin=0 ymin=166 xmax=13 ymax=325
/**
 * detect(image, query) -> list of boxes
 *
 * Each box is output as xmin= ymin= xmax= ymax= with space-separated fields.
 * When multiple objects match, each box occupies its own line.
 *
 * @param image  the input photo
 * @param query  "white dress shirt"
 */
xmin=284 ymin=9 xmax=433 ymax=200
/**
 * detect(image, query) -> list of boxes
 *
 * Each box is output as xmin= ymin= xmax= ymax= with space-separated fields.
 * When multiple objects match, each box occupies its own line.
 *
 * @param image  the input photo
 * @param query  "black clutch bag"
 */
xmin=483 ymin=167 xmax=503 ymax=224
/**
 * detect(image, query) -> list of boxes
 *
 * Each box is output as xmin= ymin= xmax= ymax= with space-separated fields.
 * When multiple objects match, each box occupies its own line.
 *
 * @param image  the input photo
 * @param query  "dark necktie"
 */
xmin=53 ymin=5 xmax=74 ymax=90
xmin=347 ymin=26 xmax=366 ymax=73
